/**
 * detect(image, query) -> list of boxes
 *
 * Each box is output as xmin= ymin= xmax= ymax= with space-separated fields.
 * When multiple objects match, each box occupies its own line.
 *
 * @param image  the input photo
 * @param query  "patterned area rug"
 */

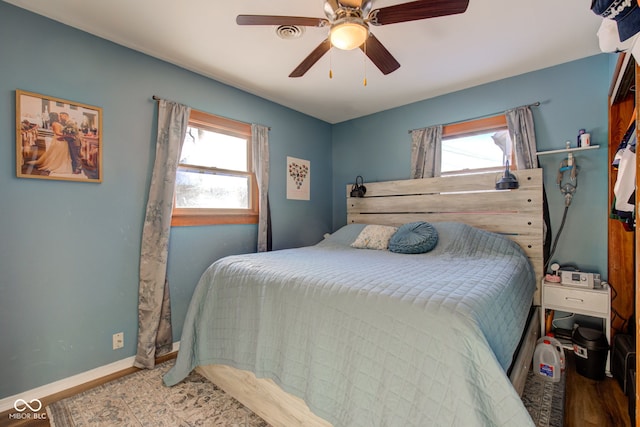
xmin=47 ymin=360 xmax=269 ymax=427
xmin=47 ymin=359 xmax=564 ymax=427
xmin=521 ymin=370 xmax=566 ymax=427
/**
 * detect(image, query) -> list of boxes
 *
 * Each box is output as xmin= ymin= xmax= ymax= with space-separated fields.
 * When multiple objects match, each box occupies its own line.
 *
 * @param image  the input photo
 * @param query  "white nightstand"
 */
xmin=539 ymin=279 xmax=611 ymax=374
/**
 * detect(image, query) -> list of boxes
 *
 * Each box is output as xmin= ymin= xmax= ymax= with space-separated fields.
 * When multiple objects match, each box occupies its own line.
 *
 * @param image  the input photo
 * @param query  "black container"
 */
xmin=629 ymin=369 xmax=636 ymax=426
xmin=572 ymin=327 xmax=609 ymax=380
xmin=612 ymin=334 xmax=635 ymax=393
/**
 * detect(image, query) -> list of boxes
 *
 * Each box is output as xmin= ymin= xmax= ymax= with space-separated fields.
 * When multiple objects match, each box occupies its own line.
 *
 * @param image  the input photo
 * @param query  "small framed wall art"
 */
xmin=286 ymin=156 xmax=310 ymax=200
xmin=16 ymin=89 xmax=103 ymax=183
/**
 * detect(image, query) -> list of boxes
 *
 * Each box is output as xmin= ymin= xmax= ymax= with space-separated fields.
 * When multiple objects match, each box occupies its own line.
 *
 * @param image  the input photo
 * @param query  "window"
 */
xmin=441 ymin=115 xmax=514 ymax=176
xmin=171 ymin=109 xmax=258 ymax=226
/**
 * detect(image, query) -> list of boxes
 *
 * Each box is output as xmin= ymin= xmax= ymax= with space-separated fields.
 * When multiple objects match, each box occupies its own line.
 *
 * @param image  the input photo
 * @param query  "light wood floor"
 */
xmin=564 ymin=353 xmax=631 ymax=427
xmin=1 ymin=352 xmax=632 ymax=427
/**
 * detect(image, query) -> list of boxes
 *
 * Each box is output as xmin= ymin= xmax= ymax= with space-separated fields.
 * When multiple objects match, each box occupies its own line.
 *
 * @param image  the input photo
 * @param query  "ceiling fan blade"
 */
xmin=289 ymin=38 xmax=332 ymax=78
xmin=360 ymin=33 xmax=400 ymax=75
xmin=237 ymin=15 xmax=329 ymax=28
xmin=368 ymin=0 xmax=469 ymax=26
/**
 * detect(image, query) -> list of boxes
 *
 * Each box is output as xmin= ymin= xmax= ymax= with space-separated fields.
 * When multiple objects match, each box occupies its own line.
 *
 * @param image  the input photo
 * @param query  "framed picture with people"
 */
xmin=16 ymin=89 xmax=103 ymax=183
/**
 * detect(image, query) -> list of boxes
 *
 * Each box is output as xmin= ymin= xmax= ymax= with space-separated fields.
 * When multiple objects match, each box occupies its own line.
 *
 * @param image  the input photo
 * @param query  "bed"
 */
xmin=164 ymin=169 xmax=544 ymax=426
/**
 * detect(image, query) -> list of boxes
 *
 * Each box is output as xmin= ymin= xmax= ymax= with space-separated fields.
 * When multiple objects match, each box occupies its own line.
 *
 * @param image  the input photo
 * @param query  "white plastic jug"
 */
xmin=533 ymin=336 xmax=565 ymax=382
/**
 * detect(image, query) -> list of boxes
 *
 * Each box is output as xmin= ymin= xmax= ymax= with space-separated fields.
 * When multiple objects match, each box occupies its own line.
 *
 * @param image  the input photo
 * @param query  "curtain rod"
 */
xmin=151 ymin=95 xmax=271 ymax=130
xmin=407 ymin=101 xmax=540 ymax=134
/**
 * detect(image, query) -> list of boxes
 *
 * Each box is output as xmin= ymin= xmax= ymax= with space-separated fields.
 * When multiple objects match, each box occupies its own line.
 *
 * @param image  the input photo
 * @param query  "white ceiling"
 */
xmin=5 ymin=0 xmax=604 ymax=124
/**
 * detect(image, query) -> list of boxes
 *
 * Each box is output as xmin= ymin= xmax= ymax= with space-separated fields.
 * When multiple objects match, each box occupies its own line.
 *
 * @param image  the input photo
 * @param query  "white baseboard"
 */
xmin=0 ymin=341 xmax=180 ymax=412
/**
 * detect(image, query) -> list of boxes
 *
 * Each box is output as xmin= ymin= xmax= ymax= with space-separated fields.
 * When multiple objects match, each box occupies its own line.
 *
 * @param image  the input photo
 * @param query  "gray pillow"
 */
xmin=322 ymin=224 xmax=367 ymax=246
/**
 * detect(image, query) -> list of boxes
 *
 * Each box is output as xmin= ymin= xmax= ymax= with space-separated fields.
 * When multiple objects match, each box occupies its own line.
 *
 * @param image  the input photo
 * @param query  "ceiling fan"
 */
xmin=237 ymin=0 xmax=470 ymax=78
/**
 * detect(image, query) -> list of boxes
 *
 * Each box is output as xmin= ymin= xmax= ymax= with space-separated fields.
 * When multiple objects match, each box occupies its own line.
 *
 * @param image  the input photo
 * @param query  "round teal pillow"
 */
xmin=389 ymin=221 xmax=438 ymax=254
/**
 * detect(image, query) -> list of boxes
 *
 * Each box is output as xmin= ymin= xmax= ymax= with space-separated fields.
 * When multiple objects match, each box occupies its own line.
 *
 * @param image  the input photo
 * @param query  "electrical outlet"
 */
xmin=112 ymin=332 xmax=124 ymax=350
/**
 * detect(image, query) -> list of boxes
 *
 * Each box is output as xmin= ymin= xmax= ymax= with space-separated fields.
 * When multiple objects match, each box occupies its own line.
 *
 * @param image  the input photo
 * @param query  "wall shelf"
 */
xmin=536 ymin=145 xmax=600 ymax=156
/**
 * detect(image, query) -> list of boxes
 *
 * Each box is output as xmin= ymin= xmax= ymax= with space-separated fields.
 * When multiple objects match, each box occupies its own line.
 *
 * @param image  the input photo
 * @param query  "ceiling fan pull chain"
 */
xmin=363 ymin=41 xmax=367 ymax=87
xmin=329 ymin=48 xmax=333 ymax=79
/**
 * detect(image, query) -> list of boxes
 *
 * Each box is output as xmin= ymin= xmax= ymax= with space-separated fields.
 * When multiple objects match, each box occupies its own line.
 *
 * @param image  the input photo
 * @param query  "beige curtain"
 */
xmin=410 ymin=125 xmax=443 ymax=178
xmin=134 ymin=99 xmax=191 ymax=369
xmin=251 ymin=124 xmax=271 ymax=252
xmin=506 ymin=106 xmax=539 ymax=169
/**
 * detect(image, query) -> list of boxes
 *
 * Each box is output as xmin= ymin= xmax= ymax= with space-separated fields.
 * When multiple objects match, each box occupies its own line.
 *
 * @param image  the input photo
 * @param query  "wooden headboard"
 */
xmin=346 ymin=168 xmax=544 ymax=305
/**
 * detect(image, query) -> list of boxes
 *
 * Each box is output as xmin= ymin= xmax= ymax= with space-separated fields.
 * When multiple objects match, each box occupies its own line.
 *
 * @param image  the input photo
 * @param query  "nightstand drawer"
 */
xmin=544 ymin=285 xmax=609 ymax=314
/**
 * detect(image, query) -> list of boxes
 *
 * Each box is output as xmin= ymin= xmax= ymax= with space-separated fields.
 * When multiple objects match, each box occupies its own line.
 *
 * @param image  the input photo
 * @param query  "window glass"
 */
xmin=440 ymin=115 xmax=513 ymax=175
xmin=175 ymin=170 xmax=249 ymax=209
xmin=441 ymin=130 xmax=510 ymax=173
xmin=172 ymin=110 xmax=258 ymax=226
xmin=181 ymin=127 xmax=247 ymax=171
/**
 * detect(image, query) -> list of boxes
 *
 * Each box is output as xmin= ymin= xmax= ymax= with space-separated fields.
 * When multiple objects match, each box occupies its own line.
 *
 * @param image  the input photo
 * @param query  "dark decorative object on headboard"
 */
xmin=495 ymin=161 xmax=519 ymax=190
xmin=350 ymin=176 xmax=367 ymax=198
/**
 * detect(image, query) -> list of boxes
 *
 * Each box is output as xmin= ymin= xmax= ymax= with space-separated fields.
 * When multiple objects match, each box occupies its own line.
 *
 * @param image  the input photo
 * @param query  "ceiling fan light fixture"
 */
xmin=330 ymin=17 xmax=368 ymax=50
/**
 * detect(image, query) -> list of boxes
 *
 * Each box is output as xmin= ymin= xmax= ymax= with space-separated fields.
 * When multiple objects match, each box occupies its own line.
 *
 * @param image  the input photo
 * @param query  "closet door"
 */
xmin=608 ymin=54 xmax=635 ymax=337
xmin=634 ymin=61 xmax=639 ymax=427
xmin=609 ymin=50 xmax=639 ymax=427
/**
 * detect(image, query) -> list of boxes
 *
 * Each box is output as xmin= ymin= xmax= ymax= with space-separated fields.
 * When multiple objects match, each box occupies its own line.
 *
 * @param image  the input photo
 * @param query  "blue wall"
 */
xmin=0 ymin=2 xmax=614 ymax=401
xmin=0 ymin=3 xmax=332 ymax=399
xmin=332 ymin=54 xmax=611 ymax=276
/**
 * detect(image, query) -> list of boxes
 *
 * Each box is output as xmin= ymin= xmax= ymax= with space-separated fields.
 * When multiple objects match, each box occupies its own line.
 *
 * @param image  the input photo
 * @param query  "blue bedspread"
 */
xmin=164 ymin=222 xmax=536 ymax=426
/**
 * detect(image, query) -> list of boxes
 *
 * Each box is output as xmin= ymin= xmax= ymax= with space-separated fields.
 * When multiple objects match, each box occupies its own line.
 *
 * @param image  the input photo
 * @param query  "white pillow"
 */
xmin=350 ymin=224 xmax=398 ymax=250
